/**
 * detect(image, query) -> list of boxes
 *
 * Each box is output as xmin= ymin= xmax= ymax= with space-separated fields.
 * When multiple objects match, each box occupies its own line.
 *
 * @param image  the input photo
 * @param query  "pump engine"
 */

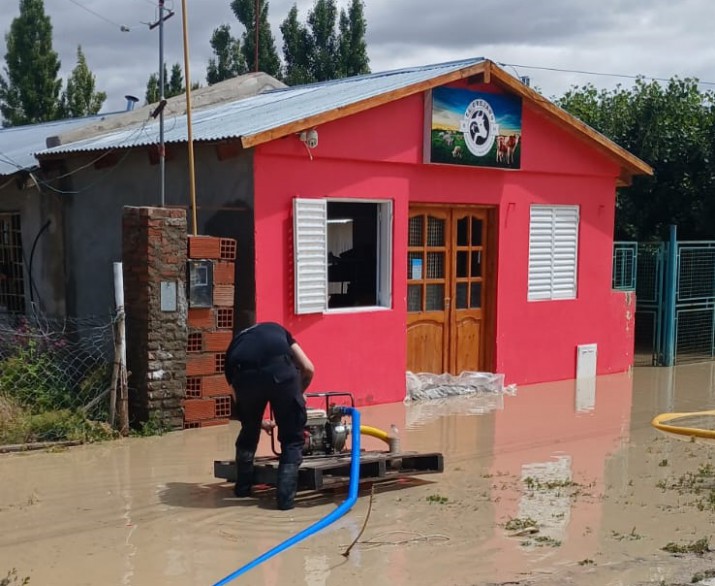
xmin=303 ymin=406 xmax=350 ymax=455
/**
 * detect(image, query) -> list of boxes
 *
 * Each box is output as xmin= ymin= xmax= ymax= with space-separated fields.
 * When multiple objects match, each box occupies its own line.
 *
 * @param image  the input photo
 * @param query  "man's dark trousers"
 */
xmin=232 ymin=361 xmax=307 ymax=507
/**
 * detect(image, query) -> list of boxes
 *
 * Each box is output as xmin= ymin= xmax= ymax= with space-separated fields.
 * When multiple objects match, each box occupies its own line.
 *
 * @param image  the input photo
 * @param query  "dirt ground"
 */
xmin=4 ymin=364 xmax=715 ymax=585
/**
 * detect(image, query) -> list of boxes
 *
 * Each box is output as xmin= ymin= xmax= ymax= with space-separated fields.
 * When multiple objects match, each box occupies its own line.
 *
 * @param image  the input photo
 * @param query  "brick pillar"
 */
xmin=184 ymin=235 xmax=236 ymax=428
xmin=122 ymin=206 xmax=188 ymax=430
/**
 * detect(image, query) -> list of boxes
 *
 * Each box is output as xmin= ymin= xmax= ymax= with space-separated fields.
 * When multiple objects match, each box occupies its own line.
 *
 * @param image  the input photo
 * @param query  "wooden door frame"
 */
xmin=407 ymin=204 xmax=498 ymax=373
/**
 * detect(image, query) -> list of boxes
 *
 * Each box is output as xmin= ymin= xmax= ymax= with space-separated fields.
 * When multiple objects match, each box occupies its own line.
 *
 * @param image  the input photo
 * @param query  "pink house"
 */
xmin=245 ymin=59 xmax=651 ymax=404
xmin=35 ymin=58 xmax=652 ymax=406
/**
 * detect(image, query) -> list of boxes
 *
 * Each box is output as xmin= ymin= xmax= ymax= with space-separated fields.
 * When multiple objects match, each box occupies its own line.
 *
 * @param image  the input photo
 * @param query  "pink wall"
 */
xmin=252 ymin=85 xmax=635 ymax=404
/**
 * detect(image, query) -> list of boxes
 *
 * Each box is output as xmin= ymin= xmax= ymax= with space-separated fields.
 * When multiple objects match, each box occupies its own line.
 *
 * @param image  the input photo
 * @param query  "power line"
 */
xmin=65 ymin=0 xmax=131 ymax=32
xmin=500 ymin=62 xmax=715 ymax=87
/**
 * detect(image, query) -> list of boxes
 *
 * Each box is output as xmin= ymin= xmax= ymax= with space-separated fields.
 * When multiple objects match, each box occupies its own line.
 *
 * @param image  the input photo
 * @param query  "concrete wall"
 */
xmin=0 ymin=177 xmax=66 ymax=316
xmin=52 ymin=142 xmax=254 ymax=323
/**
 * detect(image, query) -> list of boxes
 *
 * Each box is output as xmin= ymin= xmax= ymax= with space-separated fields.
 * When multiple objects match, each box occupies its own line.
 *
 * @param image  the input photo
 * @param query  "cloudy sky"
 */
xmin=1 ymin=0 xmax=715 ymax=112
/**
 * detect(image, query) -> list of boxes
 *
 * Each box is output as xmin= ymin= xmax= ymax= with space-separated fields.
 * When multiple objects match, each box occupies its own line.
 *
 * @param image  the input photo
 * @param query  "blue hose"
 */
xmin=212 ymin=406 xmax=361 ymax=585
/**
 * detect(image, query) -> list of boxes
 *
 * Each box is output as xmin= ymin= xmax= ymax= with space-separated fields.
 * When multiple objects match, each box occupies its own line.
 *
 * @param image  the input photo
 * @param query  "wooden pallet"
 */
xmin=214 ymin=451 xmax=444 ymax=491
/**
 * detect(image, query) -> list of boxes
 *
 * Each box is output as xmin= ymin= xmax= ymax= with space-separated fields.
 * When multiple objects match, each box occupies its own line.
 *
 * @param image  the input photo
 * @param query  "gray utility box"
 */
xmin=187 ymin=260 xmax=214 ymax=308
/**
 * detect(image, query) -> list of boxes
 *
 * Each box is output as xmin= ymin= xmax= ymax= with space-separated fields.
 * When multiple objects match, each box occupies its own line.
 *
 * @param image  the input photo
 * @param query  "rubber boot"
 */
xmin=234 ymin=449 xmax=255 ymax=497
xmin=276 ymin=462 xmax=300 ymax=510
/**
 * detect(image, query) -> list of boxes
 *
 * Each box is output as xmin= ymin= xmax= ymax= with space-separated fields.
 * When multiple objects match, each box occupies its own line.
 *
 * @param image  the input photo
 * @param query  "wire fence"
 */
xmin=0 ymin=310 xmax=118 ymax=446
xmin=675 ymin=242 xmax=715 ymax=364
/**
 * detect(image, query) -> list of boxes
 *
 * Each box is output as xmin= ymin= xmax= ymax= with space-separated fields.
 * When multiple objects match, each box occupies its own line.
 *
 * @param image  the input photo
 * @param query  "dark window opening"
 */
xmin=327 ymin=202 xmax=378 ymax=309
xmin=0 ymin=213 xmax=25 ymax=314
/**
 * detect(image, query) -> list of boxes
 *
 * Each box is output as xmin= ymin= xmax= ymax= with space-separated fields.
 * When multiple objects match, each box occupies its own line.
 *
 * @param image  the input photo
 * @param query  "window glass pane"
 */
xmin=426 ymin=252 xmax=444 ymax=279
xmin=456 ymin=251 xmax=468 ymax=278
xmin=407 ymin=252 xmax=423 ymax=280
xmin=456 ymin=283 xmax=468 ymax=309
xmin=457 ymin=217 xmax=468 ymax=246
xmin=426 ymin=284 xmax=444 ymax=310
xmin=471 ymin=251 xmax=482 ymax=277
xmin=471 ymin=218 xmax=483 ymax=246
xmin=470 ymin=282 xmax=482 ymax=308
xmin=407 ymin=284 xmax=422 ymax=312
xmin=409 ymin=215 xmax=423 ymax=247
xmin=427 ymin=216 xmax=445 ymax=246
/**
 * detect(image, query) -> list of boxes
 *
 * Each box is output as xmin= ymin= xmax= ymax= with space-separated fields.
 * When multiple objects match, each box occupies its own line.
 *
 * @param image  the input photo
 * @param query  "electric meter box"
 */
xmin=187 ymin=260 xmax=214 ymax=308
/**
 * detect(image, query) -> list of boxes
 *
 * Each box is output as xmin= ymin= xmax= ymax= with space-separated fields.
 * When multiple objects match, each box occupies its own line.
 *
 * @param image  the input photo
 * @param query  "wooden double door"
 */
xmin=406 ymin=206 xmax=494 ymax=374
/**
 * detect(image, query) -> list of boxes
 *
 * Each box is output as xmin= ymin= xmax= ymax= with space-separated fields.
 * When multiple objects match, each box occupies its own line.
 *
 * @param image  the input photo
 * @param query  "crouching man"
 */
xmin=224 ymin=322 xmax=315 ymax=510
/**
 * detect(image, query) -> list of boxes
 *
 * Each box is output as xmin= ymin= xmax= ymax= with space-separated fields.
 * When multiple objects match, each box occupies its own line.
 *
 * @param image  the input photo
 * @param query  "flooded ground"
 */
xmin=5 ymin=364 xmax=715 ymax=585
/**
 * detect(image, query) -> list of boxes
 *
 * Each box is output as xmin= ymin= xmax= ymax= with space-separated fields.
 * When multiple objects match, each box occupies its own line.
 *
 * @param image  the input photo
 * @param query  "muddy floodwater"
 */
xmin=6 ymin=365 xmax=715 ymax=585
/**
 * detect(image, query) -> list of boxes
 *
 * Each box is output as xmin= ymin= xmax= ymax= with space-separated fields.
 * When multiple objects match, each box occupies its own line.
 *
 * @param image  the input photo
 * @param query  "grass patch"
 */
xmin=657 ymin=462 xmax=715 ymax=511
xmin=611 ymin=527 xmax=643 ymax=541
xmin=1 ymin=569 xmax=30 ymax=585
xmin=523 ymin=476 xmax=577 ymax=491
xmin=425 ymin=494 xmax=449 ymax=505
xmin=504 ymin=517 xmax=538 ymax=531
xmin=662 ymin=537 xmax=710 ymax=555
xmin=692 ymin=569 xmax=715 ymax=583
xmin=532 ymin=535 xmax=561 ymax=547
xmin=0 ymin=395 xmax=115 ymax=445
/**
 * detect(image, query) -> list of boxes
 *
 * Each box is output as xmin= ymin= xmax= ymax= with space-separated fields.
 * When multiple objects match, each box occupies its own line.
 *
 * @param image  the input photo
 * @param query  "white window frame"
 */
xmin=527 ymin=204 xmax=580 ymax=301
xmin=293 ymin=197 xmax=393 ymax=315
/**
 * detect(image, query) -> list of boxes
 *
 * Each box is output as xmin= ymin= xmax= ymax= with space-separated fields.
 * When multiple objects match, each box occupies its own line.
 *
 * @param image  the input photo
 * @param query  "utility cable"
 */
xmin=65 ymin=0 xmax=131 ymax=32
xmin=500 ymin=62 xmax=715 ymax=87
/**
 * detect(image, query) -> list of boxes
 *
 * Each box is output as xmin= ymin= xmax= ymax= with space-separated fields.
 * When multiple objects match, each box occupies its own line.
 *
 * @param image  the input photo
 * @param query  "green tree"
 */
xmin=557 ymin=78 xmax=715 ymax=241
xmin=168 ymin=63 xmax=184 ymax=96
xmin=231 ymin=0 xmax=282 ymax=78
xmin=337 ymin=0 xmax=369 ymax=77
xmin=145 ymin=72 xmax=160 ymax=104
xmin=0 ymin=0 xmax=62 ymax=126
xmin=145 ymin=63 xmax=197 ymax=104
xmin=308 ymin=0 xmax=339 ymax=81
xmin=59 ymin=46 xmax=106 ymax=118
xmin=280 ymin=5 xmax=313 ymax=85
xmin=206 ymin=24 xmax=247 ymax=85
xmin=280 ymin=0 xmax=370 ymax=85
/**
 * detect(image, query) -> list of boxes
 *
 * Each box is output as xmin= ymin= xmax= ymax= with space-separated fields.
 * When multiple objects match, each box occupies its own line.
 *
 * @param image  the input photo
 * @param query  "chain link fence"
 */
xmin=0 ymin=310 xmax=118 ymax=446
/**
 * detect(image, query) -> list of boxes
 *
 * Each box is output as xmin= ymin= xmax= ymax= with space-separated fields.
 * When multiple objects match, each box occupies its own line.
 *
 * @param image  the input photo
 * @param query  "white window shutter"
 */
xmin=293 ymin=198 xmax=327 ymax=314
xmin=528 ymin=205 xmax=579 ymax=301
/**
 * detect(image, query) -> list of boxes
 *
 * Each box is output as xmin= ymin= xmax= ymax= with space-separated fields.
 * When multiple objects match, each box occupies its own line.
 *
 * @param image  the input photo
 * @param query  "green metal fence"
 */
xmin=633 ymin=243 xmax=665 ymax=366
xmin=612 ymin=242 xmax=638 ymax=291
xmin=674 ymin=241 xmax=715 ymax=363
xmin=618 ymin=229 xmax=715 ymax=367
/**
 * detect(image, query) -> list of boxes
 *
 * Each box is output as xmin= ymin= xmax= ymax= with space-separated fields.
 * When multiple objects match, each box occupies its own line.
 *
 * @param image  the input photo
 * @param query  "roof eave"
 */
xmin=240 ymin=61 xmax=489 ymax=149
xmin=485 ymin=61 xmax=654 ymax=179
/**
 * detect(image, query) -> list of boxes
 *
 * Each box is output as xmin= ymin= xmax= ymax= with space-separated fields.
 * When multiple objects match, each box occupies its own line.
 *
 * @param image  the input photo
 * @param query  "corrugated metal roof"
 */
xmin=0 ymin=113 xmax=123 ymax=176
xmin=37 ymin=57 xmax=485 ymax=156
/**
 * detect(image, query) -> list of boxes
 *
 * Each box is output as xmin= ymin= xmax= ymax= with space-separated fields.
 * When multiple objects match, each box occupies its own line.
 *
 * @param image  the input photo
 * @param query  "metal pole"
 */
xmin=180 ymin=0 xmax=198 ymax=235
xmin=663 ymin=224 xmax=678 ymax=367
xmin=254 ymin=0 xmax=259 ymax=72
xmin=113 ymin=262 xmax=129 ymax=435
xmin=159 ymin=0 xmax=166 ymax=207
